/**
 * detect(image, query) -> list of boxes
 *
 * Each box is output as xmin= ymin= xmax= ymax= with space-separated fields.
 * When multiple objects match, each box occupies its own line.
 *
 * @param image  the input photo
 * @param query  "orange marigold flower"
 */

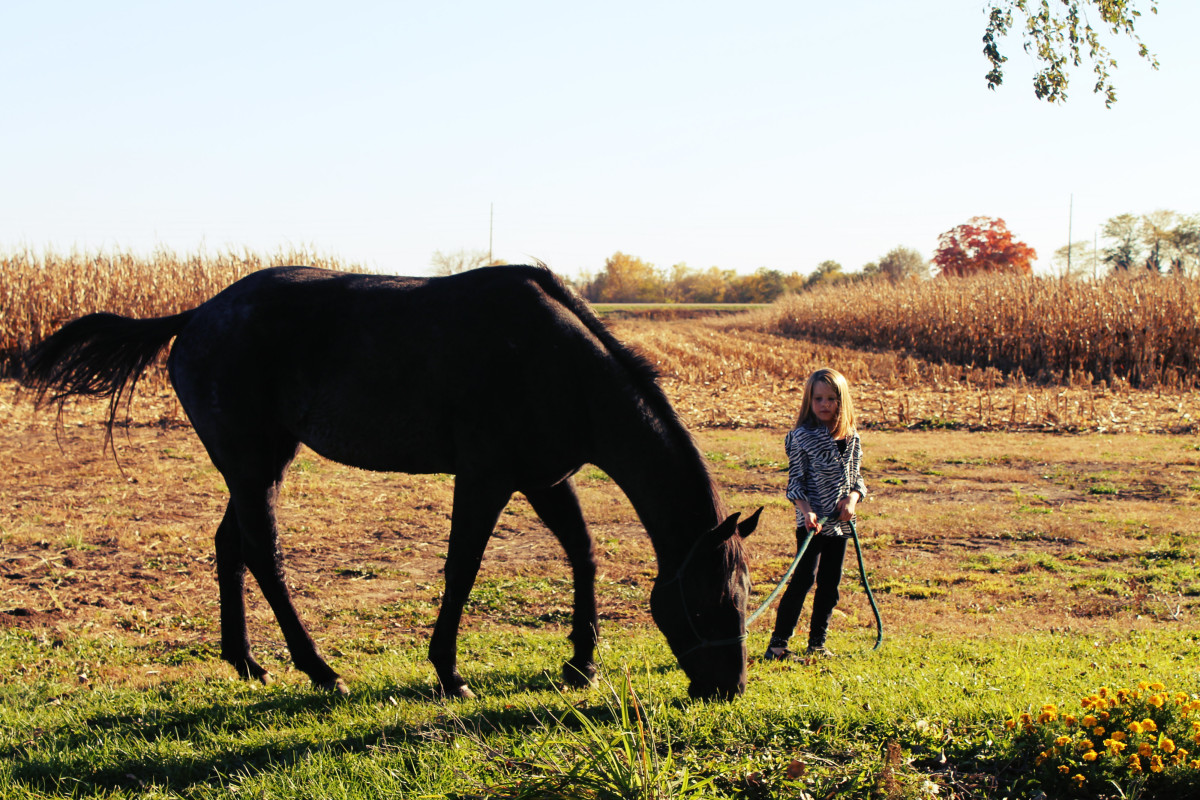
xmin=1142 ymin=719 xmax=1158 ymax=732
xmin=1072 ymin=774 xmax=1086 ymax=786
xmin=1005 ymin=719 xmax=1016 ymax=730
xmin=1162 ymin=738 xmax=1176 ymax=754
xmin=1099 ymin=687 xmax=1110 ymax=698
xmin=1149 ymin=694 xmax=1166 ymax=709
xmin=1150 ymin=755 xmax=1164 ymax=773
xmin=1019 ymin=712 xmax=1033 ymax=725
xmin=1055 ymin=736 xmax=1071 ymax=747
xmin=1105 ymin=739 xmax=1126 ymax=755
xmin=1150 ymin=682 xmax=1166 ymax=692
xmin=1057 ymin=765 xmax=1070 ymax=775
xmin=1129 ymin=722 xmax=1144 ymax=734
xmin=1190 ymin=759 xmax=1200 ymax=769
xmin=1128 ymin=754 xmax=1143 ymax=773
xmin=1082 ymin=715 xmax=1098 ymax=728
xmin=1112 ymin=731 xmax=1127 ymax=741
xmin=1138 ymin=681 xmax=1150 ymax=691
xmin=1175 ymin=693 xmax=1189 ymax=705
xmin=1083 ymin=751 xmax=1099 ymax=762
xmin=1077 ymin=740 xmax=1095 ymax=754
xmin=1094 ymin=726 xmax=1106 ymax=737
xmin=1139 ymin=743 xmax=1155 ymax=758
xmin=1063 ymin=715 xmax=1077 ymax=726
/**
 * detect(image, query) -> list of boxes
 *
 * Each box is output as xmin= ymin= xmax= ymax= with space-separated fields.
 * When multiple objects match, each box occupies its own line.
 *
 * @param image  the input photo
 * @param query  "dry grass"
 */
xmin=616 ymin=319 xmax=1200 ymax=433
xmin=0 ymin=246 xmax=366 ymax=375
xmin=2 ymin=382 xmax=1197 ymax=659
xmin=736 ymin=274 xmax=1200 ymax=389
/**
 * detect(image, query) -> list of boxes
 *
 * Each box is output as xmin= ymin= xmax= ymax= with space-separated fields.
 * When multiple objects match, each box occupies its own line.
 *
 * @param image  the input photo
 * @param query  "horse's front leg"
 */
xmin=525 ymin=481 xmax=599 ymax=689
xmin=428 ymin=475 xmax=512 ymax=699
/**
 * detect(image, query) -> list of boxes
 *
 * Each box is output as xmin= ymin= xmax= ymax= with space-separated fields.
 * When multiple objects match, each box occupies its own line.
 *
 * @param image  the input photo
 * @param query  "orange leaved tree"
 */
xmin=933 ymin=216 xmax=1037 ymax=277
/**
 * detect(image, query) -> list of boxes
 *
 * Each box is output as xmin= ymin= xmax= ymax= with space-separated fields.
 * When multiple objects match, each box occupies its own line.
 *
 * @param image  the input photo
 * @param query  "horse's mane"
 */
xmin=526 ymin=266 xmax=726 ymax=522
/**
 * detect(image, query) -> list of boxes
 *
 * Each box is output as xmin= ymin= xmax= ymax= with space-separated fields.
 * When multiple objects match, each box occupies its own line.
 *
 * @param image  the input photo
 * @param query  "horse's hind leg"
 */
xmin=228 ymin=475 xmax=347 ymax=695
xmin=214 ymin=503 xmax=272 ymax=684
xmin=524 ymin=480 xmax=598 ymax=689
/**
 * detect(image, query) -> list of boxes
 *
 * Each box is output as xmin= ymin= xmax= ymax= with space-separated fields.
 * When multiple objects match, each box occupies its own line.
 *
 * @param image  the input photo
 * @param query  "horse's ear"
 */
xmin=737 ymin=507 xmax=763 ymax=539
xmin=711 ymin=512 xmax=740 ymax=541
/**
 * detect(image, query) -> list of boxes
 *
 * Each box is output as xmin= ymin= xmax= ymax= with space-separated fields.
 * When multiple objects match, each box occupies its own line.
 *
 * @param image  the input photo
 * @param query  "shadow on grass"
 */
xmin=3 ymin=659 xmax=695 ymax=796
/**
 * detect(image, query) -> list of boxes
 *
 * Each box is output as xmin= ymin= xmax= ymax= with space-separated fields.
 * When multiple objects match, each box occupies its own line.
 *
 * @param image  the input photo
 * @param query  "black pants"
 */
xmin=770 ymin=528 xmax=848 ymax=648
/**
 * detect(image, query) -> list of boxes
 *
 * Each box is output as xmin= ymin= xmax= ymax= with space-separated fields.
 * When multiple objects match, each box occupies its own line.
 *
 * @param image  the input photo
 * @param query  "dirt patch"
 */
xmin=1 ymin=320 xmax=1196 ymax=676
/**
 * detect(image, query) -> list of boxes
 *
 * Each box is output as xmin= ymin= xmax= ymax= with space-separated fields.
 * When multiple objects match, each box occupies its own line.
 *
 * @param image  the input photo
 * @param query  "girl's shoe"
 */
xmin=762 ymin=646 xmax=797 ymax=662
xmin=805 ymin=644 xmax=835 ymax=657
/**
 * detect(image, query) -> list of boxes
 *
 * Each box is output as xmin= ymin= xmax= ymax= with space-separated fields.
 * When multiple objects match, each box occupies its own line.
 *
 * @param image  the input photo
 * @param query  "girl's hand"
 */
xmin=835 ymin=495 xmax=858 ymax=522
xmin=803 ymin=511 xmax=822 ymax=534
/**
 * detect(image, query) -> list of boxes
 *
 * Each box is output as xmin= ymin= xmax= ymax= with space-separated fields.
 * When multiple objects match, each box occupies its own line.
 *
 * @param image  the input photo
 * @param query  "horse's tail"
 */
xmin=21 ymin=310 xmax=195 ymax=437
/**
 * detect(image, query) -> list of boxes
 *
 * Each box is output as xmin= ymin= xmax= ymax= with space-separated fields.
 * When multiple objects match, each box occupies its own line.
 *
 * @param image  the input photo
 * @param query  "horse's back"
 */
xmin=169 ymin=266 xmax=613 ymax=483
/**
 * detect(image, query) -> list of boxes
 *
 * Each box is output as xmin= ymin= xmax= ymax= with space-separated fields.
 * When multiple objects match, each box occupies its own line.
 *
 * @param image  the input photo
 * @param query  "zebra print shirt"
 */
xmin=784 ymin=423 xmax=868 ymax=536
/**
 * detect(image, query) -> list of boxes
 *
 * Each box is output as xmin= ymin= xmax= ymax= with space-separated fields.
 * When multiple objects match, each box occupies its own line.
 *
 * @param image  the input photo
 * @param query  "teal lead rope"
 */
xmin=747 ymin=517 xmax=883 ymax=651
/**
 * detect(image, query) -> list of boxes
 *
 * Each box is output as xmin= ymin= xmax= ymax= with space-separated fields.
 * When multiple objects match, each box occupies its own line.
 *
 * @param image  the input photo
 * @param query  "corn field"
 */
xmin=741 ymin=274 xmax=1200 ymax=389
xmin=0 ymin=247 xmax=365 ymax=375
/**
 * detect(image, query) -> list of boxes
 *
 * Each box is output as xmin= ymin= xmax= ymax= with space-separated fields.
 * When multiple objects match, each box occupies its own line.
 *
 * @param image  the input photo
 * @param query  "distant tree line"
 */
xmin=429 ymin=207 xmax=1197 ymax=304
xmin=574 ymin=247 xmax=929 ymax=304
xmin=1052 ymin=210 xmax=1200 ymax=279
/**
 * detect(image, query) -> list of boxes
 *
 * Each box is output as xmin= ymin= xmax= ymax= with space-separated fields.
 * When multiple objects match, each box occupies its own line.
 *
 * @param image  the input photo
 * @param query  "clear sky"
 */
xmin=3 ymin=1 xmax=1196 ymax=279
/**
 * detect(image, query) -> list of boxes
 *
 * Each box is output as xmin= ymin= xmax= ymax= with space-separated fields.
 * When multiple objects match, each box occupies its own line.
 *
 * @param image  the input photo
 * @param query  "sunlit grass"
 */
xmin=2 ymin=627 xmax=1197 ymax=799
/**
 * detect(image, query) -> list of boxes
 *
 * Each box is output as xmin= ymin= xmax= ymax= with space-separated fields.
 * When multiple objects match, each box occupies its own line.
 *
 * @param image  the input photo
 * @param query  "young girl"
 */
xmin=765 ymin=367 xmax=867 ymax=660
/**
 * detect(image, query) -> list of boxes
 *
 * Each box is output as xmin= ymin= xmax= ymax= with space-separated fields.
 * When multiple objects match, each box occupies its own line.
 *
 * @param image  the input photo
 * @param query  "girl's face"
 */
xmin=811 ymin=380 xmax=839 ymax=427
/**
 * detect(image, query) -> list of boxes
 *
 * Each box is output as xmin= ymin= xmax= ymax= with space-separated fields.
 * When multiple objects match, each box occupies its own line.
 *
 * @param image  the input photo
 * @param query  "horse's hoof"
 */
xmin=316 ymin=677 xmax=350 ymax=696
xmin=562 ymin=662 xmax=599 ymax=689
xmin=439 ymin=683 xmax=476 ymax=700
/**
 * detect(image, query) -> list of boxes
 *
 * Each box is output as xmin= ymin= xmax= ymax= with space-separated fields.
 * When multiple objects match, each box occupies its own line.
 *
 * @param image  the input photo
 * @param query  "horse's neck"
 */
xmin=594 ymin=415 xmax=721 ymax=569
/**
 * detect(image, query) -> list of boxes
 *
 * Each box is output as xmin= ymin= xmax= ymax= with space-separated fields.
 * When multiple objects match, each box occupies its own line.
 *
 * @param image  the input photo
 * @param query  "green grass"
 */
xmin=2 ymin=627 xmax=1198 ymax=799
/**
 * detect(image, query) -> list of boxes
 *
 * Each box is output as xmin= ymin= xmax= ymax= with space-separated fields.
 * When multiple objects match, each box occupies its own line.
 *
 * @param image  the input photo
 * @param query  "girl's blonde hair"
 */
xmin=796 ymin=367 xmax=856 ymax=439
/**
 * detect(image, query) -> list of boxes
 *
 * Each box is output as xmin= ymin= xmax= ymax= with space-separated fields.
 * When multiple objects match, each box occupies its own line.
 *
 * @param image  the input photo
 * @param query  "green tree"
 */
xmin=727 ymin=268 xmax=788 ymax=303
xmin=1101 ymin=213 xmax=1143 ymax=272
xmin=877 ymin=246 xmax=929 ymax=282
xmin=583 ymin=252 xmax=666 ymax=302
xmin=1141 ymin=209 xmax=1178 ymax=273
xmin=1167 ymin=215 xmax=1200 ymax=276
xmin=804 ymin=260 xmax=846 ymax=290
xmin=982 ymin=0 xmax=1159 ymax=106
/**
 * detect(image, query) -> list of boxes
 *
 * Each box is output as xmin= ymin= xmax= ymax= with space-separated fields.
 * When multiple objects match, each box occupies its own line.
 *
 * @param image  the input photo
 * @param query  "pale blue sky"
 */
xmin=3 ymin=1 xmax=1196 ymax=278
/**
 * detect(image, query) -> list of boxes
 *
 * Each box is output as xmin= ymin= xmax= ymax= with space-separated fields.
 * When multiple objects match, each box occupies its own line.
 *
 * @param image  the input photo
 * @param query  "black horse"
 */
xmin=22 ymin=265 xmax=759 ymax=699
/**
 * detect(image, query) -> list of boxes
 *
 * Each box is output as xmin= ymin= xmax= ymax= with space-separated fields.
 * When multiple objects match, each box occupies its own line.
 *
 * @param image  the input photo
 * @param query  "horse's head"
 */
xmin=650 ymin=508 xmax=761 ymax=700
